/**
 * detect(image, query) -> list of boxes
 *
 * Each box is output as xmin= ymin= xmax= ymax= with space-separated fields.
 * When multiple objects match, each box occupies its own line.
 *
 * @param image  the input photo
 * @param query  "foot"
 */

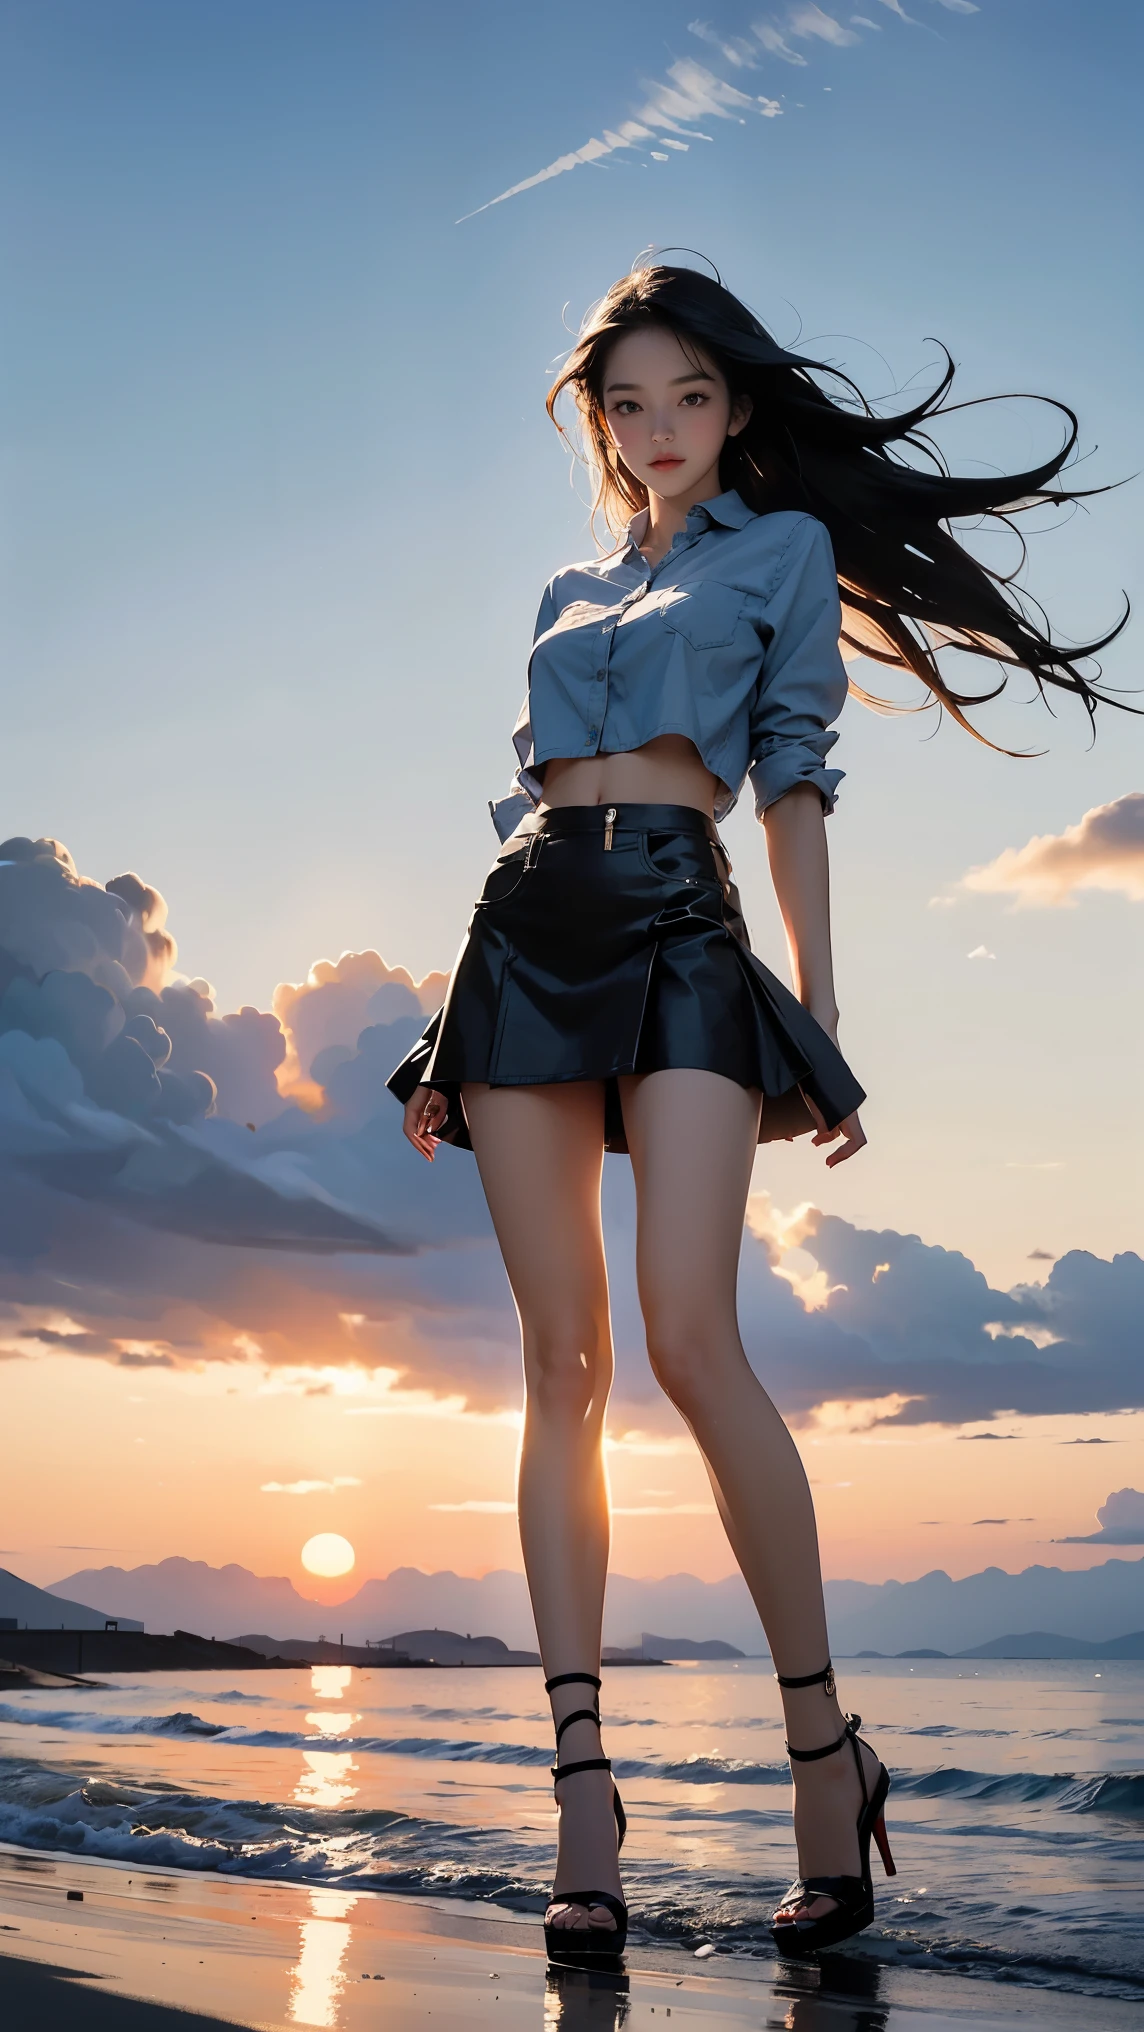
xmin=547 ymin=1713 xmax=623 ymax=1935
xmin=774 ymin=1720 xmax=883 ymax=1926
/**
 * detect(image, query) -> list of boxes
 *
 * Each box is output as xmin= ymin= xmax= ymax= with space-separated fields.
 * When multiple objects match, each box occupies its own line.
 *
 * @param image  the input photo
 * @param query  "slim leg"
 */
xmin=620 ymin=1069 xmax=879 ymax=1914
xmin=463 ymin=1080 xmax=622 ymax=1932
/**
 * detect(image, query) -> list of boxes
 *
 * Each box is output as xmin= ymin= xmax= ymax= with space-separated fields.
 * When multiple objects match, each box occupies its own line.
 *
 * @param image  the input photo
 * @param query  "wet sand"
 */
xmin=1 ymin=1843 xmax=1138 ymax=2031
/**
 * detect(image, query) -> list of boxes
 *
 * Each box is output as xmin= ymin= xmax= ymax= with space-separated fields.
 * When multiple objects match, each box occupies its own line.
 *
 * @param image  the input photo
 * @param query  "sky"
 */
xmin=0 ymin=0 xmax=1141 ymax=1606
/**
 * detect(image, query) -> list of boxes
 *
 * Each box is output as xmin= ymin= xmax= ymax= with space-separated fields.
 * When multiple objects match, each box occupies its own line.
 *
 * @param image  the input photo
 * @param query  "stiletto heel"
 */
xmin=543 ymin=1671 xmax=628 ymax=1965
xmin=769 ymin=1660 xmax=894 ymax=1956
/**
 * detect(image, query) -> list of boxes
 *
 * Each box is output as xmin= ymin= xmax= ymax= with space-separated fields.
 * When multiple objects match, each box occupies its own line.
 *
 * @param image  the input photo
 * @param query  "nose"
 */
xmin=650 ymin=416 xmax=675 ymax=444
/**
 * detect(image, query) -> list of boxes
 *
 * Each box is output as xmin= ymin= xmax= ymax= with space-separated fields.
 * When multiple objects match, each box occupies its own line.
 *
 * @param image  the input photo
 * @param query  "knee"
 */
xmin=644 ymin=1311 xmax=727 ymax=1418
xmin=522 ymin=1319 xmax=612 ymax=1422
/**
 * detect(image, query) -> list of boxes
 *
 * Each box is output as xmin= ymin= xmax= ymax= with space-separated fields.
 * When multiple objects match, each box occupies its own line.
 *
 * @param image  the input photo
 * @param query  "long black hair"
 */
xmin=547 ymin=262 xmax=1129 ymax=742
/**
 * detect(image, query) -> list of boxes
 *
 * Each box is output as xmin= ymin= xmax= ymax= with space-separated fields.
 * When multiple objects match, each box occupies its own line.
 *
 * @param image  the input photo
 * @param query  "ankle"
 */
xmin=546 ymin=1672 xmax=602 ymax=1746
xmin=780 ymin=1683 xmax=847 ymax=1754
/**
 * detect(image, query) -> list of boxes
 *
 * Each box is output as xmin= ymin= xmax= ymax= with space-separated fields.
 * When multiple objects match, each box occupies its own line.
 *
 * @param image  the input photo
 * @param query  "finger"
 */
xmin=804 ymin=1094 xmax=840 ymax=1146
xmin=403 ymin=1104 xmax=439 ymax=1158
xmin=825 ymin=1117 xmax=867 ymax=1168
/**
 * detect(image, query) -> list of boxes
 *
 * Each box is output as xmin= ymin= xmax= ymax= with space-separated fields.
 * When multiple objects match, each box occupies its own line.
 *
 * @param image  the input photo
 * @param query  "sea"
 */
xmin=0 ymin=1657 xmax=1141 ymax=2007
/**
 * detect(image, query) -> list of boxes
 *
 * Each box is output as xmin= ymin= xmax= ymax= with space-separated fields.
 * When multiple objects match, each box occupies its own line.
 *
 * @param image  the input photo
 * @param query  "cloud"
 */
xmin=260 ymin=1478 xmax=362 ymax=1495
xmin=961 ymin=794 xmax=1144 ymax=908
xmin=0 ymin=838 xmax=417 ymax=1253
xmin=457 ymin=60 xmax=775 ymax=221
xmin=787 ymin=4 xmax=859 ymax=44
xmin=738 ymin=1208 xmax=1144 ymax=1429
xmin=930 ymin=0 xmax=977 ymax=11
xmin=1057 ymin=1487 xmax=1144 ymax=1544
xmin=272 ymin=950 xmax=446 ymax=1107
xmin=754 ymin=23 xmax=809 ymax=62
xmin=428 ymin=1500 xmax=516 ymax=1514
xmin=688 ymin=20 xmax=760 ymax=67
xmin=458 ymin=2 xmax=978 ymax=219
xmin=966 ymin=945 xmax=995 ymax=959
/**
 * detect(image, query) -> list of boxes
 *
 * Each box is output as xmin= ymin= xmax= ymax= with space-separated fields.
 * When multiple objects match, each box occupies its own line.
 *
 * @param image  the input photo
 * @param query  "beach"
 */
xmin=3 ymin=1843 xmax=1141 ymax=2031
xmin=1 ymin=1656 xmax=1141 ymax=2024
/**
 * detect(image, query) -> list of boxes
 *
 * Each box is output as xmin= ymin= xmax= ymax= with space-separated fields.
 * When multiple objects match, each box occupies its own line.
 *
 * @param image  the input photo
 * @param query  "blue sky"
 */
xmin=0 ymin=1 xmax=1141 ymax=1589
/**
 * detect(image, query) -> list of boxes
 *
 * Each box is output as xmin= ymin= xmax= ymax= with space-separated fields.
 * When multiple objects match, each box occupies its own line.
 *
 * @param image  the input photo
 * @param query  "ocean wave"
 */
xmin=893 ymin=1767 xmax=1144 ymax=1812
xmin=1 ymin=1751 xmax=1142 ymax=2000
xmin=0 ymin=1703 xmax=229 ymax=1738
xmin=5 ymin=1697 xmax=1143 ymax=1815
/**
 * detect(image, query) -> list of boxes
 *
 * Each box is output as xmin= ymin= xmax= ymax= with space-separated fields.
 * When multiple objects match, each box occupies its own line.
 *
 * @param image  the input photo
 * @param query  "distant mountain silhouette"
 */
xmin=378 ymin=1629 xmax=540 ymax=1665
xmin=957 ymin=1628 xmax=1144 ymax=1659
xmin=47 ymin=1552 xmax=1144 ymax=1657
xmin=610 ymin=1635 xmax=746 ymax=1660
xmin=0 ymin=1566 xmax=142 ymax=1632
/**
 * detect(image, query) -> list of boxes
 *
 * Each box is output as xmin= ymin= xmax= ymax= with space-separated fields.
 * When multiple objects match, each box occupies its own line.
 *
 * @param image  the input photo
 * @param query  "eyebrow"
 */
xmin=604 ymin=370 xmax=717 ymax=392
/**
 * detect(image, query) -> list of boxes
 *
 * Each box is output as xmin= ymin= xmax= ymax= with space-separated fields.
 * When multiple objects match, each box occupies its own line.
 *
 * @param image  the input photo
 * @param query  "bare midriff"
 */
xmin=538 ymin=733 xmax=719 ymax=818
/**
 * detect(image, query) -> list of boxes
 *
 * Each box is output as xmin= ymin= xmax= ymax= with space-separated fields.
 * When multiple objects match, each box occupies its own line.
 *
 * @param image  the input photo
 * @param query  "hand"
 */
xmin=403 ymin=1085 xmax=449 ymax=1160
xmin=805 ymin=1096 xmax=866 ymax=1168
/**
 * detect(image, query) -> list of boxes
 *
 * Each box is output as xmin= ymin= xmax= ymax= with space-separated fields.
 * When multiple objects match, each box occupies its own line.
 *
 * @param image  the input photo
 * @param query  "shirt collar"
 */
xmin=689 ymin=489 xmax=755 ymax=530
xmin=619 ymin=489 xmax=754 ymax=549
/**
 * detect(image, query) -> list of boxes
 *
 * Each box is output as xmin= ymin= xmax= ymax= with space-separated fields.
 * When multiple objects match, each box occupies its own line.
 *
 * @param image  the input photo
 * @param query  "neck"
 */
xmin=643 ymin=462 xmax=723 ymax=552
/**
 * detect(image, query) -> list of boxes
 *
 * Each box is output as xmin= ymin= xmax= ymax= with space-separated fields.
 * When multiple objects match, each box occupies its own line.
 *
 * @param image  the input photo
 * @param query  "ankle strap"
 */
xmin=545 ymin=1671 xmax=602 ymax=1695
xmin=785 ymin=1713 xmax=863 ymax=1764
xmin=774 ymin=1661 xmax=835 ymax=1695
xmin=552 ymin=1755 xmax=612 ymax=1785
xmin=554 ymin=1707 xmax=601 ymax=1748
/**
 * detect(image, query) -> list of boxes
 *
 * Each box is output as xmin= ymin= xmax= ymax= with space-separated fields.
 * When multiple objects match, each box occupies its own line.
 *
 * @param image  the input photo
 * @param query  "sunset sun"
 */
xmin=300 ymin=1533 xmax=356 ymax=1579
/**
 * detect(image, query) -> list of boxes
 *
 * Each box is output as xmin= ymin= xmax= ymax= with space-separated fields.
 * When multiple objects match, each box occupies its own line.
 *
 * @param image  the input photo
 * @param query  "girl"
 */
xmin=389 ymin=263 xmax=1122 ymax=1962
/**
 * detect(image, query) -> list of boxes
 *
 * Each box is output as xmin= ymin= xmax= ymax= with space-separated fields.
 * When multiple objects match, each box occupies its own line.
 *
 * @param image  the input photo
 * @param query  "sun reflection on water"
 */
xmin=294 ymin=1750 xmax=357 ymax=1808
xmin=310 ymin=1665 xmax=353 ymax=1699
xmin=288 ymin=1888 xmax=359 ymax=2028
xmin=305 ymin=1710 xmax=355 ymax=1738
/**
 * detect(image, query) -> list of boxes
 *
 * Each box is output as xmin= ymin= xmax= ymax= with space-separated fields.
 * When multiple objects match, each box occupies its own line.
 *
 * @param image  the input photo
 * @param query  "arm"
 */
xmin=763 ymin=783 xmax=866 ymax=1167
xmin=763 ymin=783 xmax=839 ymax=1038
xmin=490 ymin=578 xmax=561 ymax=841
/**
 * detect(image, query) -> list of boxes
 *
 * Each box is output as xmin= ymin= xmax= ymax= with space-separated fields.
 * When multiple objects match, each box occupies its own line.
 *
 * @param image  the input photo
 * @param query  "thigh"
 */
xmin=619 ymin=1070 xmax=761 ymax=1319
xmin=462 ymin=1082 xmax=610 ymax=1329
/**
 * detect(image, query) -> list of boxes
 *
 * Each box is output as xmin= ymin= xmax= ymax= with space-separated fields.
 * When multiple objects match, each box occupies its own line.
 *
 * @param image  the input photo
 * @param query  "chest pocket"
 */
xmin=658 ymin=580 xmax=744 ymax=650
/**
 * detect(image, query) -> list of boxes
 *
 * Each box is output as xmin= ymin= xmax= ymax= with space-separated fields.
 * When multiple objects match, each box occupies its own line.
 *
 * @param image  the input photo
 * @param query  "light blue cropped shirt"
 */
xmin=490 ymin=490 xmax=849 ymax=842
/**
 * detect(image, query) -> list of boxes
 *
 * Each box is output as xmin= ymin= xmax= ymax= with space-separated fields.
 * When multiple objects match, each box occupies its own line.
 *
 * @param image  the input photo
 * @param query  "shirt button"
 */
xmin=588 ymin=726 xmax=598 ymax=738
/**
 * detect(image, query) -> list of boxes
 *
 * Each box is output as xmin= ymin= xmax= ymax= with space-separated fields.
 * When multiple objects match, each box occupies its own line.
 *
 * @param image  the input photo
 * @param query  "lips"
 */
xmin=649 ymin=457 xmax=684 ymax=469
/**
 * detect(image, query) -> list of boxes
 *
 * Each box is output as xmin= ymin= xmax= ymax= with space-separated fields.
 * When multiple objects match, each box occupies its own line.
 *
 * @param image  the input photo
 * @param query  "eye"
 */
xmin=611 ymin=400 xmax=641 ymax=415
xmin=680 ymin=391 xmax=709 ymax=407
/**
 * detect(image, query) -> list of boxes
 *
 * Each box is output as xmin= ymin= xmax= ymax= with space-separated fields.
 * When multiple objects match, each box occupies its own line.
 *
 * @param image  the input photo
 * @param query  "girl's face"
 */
xmin=600 ymin=323 xmax=750 ymax=503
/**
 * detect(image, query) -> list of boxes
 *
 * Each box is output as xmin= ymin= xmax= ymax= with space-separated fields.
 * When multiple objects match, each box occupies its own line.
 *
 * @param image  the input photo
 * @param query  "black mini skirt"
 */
xmin=386 ymin=803 xmax=865 ymax=1154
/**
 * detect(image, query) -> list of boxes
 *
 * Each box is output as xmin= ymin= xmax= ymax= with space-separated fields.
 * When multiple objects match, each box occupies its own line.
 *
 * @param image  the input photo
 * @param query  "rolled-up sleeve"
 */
xmin=747 ymin=517 xmax=848 ymax=819
xmin=489 ymin=582 xmax=559 ymax=839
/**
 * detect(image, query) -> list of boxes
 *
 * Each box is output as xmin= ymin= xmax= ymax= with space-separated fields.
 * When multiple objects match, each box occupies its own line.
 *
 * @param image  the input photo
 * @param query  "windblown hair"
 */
xmin=546 ymin=263 xmax=1129 ymax=741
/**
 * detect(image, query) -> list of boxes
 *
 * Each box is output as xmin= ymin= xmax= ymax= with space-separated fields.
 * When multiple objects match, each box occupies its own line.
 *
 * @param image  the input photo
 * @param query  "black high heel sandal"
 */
xmin=769 ymin=1661 xmax=896 ymax=1957
xmin=543 ymin=1670 xmax=629 ymax=1965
